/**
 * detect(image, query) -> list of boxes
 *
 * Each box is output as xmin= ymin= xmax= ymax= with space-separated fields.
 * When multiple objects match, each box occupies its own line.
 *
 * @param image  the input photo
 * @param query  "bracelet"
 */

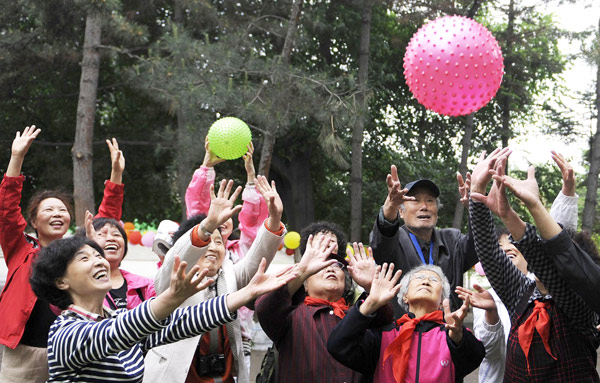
xmin=246 ymin=181 xmax=255 ymax=186
xmin=199 ymin=224 xmax=213 ymax=237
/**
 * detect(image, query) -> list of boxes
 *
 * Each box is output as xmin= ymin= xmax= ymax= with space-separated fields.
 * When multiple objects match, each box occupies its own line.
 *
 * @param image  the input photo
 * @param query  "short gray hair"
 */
xmin=397 ymin=264 xmax=450 ymax=312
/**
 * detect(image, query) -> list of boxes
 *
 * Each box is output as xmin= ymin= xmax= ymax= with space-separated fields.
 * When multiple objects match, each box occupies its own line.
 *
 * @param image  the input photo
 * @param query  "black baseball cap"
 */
xmin=404 ymin=179 xmax=440 ymax=197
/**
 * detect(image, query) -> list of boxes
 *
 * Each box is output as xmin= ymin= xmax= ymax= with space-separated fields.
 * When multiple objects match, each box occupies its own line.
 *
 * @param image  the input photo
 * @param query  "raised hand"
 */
xmin=151 ymin=255 xmax=213 ymax=320
xmin=227 ymin=258 xmax=297 ymax=311
xmin=456 ymin=284 xmax=496 ymax=311
xmin=106 ymin=138 xmax=125 ymax=184
xmin=360 ymin=263 xmax=402 ymax=316
xmin=255 ymin=175 xmax=283 ymax=231
xmin=169 ymin=256 xmax=213 ymax=297
xmin=472 ymin=156 xmax=513 ymax=218
xmin=383 ymin=165 xmax=416 ymax=220
xmin=84 ymin=210 xmax=98 ymax=241
xmin=551 ymin=151 xmax=575 ymax=196
xmin=470 ymin=148 xmax=511 ymax=195
xmin=204 ymin=179 xmax=243 ymax=233
xmin=7 ymin=125 xmax=41 ymax=177
xmin=457 ymin=172 xmax=471 ymax=208
xmin=443 ymin=296 xmax=470 ymax=344
xmin=202 ymin=136 xmax=226 ymax=168
xmin=494 ymin=165 xmax=540 ymax=209
xmin=243 ymin=142 xmax=256 ymax=184
xmin=347 ymin=242 xmax=376 ymax=292
xmin=456 ymin=284 xmax=500 ymax=326
xmin=297 ymin=233 xmax=338 ymax=277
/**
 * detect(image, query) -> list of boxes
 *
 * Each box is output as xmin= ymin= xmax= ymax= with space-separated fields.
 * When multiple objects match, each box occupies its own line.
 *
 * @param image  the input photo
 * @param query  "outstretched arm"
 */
xmin=285 ymin=233 xmax=338 ymax=296
xmin=359 ymin=263 xmax=402 ymax=316
xmin=494 ymin=164 xmax=561 ymax=240
xmin=7 ymin=126 xmax=40 ymax=177
xmin=347 ymin=242 xmax=377 ymax=292
xmin=107 ymin=138 xmax=124 ymax=185
xmin=382 ymin=164 xmax=416 ymax=221
xmin=96 ymin=138 xmax=125 ymax=219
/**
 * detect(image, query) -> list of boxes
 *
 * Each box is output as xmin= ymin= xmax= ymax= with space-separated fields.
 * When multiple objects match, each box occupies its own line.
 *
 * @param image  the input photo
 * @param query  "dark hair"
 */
xmin=172 ymin=214 xmax=222 ymax=245
xmin=299 ymin=221 xmax=352 ymax=302
xmin=30 ymin=236 xmax=105 ymax=309
xmin=570 ymin=230 xmax=600 ymax=267
xmin=299 ymin=221 xmax=347 ymax=256
xmin=27 ymin=190 xmax=73 ymax=229
xmin=93 ymin=217 xmax=128 ymax=260
xmin=495 ymin=225 xmax=510 ymax=240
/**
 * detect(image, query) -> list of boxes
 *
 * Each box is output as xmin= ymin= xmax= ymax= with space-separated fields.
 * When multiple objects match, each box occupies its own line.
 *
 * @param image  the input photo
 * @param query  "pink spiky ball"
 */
xmin=403 ymin=15 xmax=504 ymax=116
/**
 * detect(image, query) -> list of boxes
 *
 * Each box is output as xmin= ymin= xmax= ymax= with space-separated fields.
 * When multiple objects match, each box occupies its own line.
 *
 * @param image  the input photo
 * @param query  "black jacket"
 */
xmin=370 ymin=207 xmax=477 ymax=315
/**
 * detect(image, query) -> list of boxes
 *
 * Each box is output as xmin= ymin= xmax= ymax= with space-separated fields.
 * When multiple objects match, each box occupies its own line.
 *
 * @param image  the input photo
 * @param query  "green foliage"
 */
xmin=0 ymin=0 xmax=577 ymax=239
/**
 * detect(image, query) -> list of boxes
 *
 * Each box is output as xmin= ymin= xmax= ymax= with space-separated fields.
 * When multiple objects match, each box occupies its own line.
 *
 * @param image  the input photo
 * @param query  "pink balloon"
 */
xmin=141 ymin=231 xmax=156 ymax=247
xmin=403 ymin=15 xmax=504 ymax=116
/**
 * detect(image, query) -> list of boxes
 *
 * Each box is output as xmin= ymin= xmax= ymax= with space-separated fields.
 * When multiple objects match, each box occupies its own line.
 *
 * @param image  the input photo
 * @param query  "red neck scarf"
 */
xmin=303 ymin=296 xmax=348 ymax=319
xmin=518 ymin=300 xmax=556 ymax=371
xmin=383 ymin=310 xmax=445 ymax=383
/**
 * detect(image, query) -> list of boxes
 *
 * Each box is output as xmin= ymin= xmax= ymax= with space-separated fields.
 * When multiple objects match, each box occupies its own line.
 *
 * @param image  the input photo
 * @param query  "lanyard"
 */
xmin=408 ymin=232 xmax=434 ymax=265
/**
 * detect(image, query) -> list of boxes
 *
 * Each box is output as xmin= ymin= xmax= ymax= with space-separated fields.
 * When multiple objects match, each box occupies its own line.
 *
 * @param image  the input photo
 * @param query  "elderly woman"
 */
xmin=28 ymin=233 xmax=295 ymax=383
xmin=327 ymin=264 xmax=484 ymax=383
xmin=469 ymin=149 xmax=600 ymax=381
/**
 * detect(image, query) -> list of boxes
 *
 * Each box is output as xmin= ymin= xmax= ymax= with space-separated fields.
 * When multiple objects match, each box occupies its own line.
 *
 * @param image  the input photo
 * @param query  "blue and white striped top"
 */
xmin=47 ymin=295 xmax=235 ymax=382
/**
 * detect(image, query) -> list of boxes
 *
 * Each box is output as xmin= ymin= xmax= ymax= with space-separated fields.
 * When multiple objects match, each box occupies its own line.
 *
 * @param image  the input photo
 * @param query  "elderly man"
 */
xmin=370 ymin=165 xmax=478 ymax=314
xmin=144 ymin=176 xmax=285 ymax=383
xmin=255 ymin=222 xmax=380 ymax=383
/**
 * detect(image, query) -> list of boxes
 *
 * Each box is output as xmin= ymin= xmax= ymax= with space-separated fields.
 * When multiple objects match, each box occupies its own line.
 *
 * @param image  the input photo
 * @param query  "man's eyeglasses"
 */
xmin=412 ymin=274 xmax=440 ymax=283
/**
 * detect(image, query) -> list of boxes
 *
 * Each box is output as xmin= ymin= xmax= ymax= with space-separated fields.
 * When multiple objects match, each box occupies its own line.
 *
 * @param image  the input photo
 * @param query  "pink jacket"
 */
xmin=103 ymin=269 xmax=156 ymax=310
xmin=375 ymin=325 xmax=454 ymax=383
xmin=184 ymin=166 xmax=268 ymax=261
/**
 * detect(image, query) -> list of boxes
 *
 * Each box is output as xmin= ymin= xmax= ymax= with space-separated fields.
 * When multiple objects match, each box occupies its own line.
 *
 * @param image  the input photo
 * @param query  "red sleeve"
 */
xmin=96 ymin=180 xmax=124 ymax=220
xmin=0 ymin=174 xmax=34 ymax=269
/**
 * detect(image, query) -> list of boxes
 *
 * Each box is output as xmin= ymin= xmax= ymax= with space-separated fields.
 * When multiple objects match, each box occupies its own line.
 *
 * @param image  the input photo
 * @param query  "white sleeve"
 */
xmin=549 ymin=191 xmax=579 ymax=231
xmin=473 ymin=307 xmax=505 ymax=363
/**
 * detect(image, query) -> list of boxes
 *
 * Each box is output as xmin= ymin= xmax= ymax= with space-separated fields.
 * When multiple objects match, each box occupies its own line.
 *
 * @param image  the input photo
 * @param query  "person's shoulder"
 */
xmin=436 ymin=227 xmax=464 ymax=239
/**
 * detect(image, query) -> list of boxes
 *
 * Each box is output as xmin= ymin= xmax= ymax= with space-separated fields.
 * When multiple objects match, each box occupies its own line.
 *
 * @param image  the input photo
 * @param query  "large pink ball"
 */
xmin=403 ymin=15 xmax=504 ymax=116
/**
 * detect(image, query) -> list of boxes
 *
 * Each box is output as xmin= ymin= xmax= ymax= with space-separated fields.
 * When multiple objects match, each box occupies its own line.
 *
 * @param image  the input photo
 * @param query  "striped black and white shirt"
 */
xmin=47 ymin=295 xmax=235 ymax=382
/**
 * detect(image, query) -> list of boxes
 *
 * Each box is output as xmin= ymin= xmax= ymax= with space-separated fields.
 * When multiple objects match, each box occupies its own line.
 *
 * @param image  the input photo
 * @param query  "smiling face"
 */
xmin=400 ymin=187 xmax=439 ymax=238
xmin=403 ymin=269 xmax=444 ymax=311
xmin=305 ymin=261 xmax=346 ymax=301
xmin=56 ymin=244 xmax=112 ymax=304
xmin=94 ymin=223 xmax=126 ymax=269
xmin=499 ymin=234 xmax=528 ymax=275
xmin=196 ymin=230 xmax=226 ymax=277
xmin=32 ymin=197 xmax=70 ymax=243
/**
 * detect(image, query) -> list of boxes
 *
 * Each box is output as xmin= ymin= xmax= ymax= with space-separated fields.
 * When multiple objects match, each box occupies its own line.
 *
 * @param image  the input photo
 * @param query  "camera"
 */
xmin=196 ymin=354 xmax=226 ymax=376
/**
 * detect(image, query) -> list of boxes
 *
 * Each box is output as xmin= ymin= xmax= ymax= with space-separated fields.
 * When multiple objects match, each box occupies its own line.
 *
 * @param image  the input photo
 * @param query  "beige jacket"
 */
xmin=143 ymin=222 xmax=284 ymax=383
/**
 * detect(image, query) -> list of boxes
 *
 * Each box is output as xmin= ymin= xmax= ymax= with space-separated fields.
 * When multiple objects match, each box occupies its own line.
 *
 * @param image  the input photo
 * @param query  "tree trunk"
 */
xmin=271 ymin=151 xmax=315 ymax=231
xmin=72 ymin=10 xmax=101 ymax=226
xmin=500 ymin=0 xmax=515 ymax=148
xmin=582 ymin=17 xmax=600 ymax=232
xmin=281 ymin=0 xmax=303 ymax=66
xmin=350 ymin=0 xmax=373 ymax=242
xmin=452 ymin=113 xmax=474 ymax=229
xmin=258 ymin=0 xmax=303 ymax=177
xmin=258 ymin=130 xmax=276 ymax=178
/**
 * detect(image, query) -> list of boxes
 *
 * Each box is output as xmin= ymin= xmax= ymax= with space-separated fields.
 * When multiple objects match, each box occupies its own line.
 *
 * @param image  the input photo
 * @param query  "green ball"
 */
xmin=207 ymin=117 xmax=252 ymax=160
